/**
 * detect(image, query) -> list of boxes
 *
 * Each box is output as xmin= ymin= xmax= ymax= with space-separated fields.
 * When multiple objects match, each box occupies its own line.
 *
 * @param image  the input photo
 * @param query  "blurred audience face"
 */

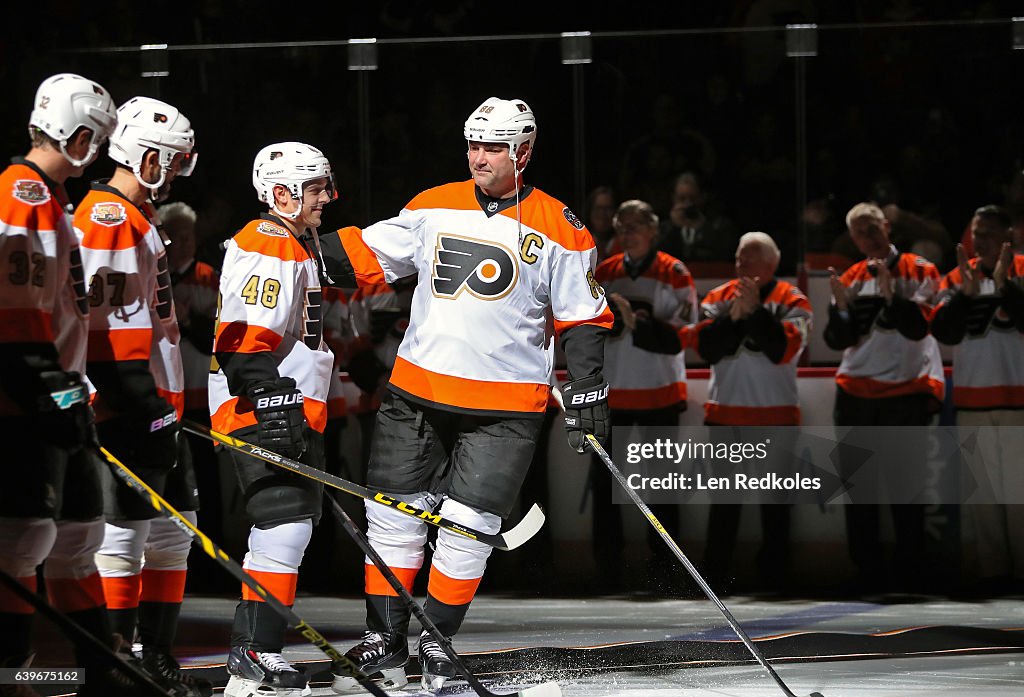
xmin=588 ymin=190 xmax=616 ymax=237
xmin=735 ymin=240 xmax=778 ymax=283
xmin=970 ymin=214 xmax=1011 ymax=268
xmin=614 ymin=209 xmax=657 ymax=260
xmin=164 ymin=217 xmax=196 ymax=271
xmin=670 ymin=176 xmax=705 ymax=228
xmin=849 ymin=216 xmax=891 ymax=259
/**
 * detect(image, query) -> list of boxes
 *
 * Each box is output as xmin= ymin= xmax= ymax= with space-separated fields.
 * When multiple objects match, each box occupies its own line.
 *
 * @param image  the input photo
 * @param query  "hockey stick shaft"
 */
xmin=325 ymin=493 xmax=562 ymax=697
xmin=0 ymin=568 xmax=170 ymax=696
xmin=95 ymin=445 xmax=390 ymax=697
xmin=586 ymin=434 xmax=822 ymax=697
xmin=182 ymin=419 xmax=544 ymax=551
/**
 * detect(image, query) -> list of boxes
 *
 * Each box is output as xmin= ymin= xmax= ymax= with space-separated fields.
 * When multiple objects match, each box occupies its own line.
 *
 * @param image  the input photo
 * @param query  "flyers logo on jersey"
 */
xmin=257 ymin=221 xmax=288 ymax=237
xmin=12 ymin=180 xmax=50 ymax=206
xmin=90 ymin=202 xmax=126 ymax=226
xmin=432 ymin=234 xmax=518 ymax=300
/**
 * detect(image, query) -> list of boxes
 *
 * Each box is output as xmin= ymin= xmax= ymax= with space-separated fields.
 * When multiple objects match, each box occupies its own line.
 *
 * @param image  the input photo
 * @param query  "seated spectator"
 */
xmin=657 ymin=171 xmax=739 ymax=265
xmin=584 ymin=185 xmax=618 ymax=262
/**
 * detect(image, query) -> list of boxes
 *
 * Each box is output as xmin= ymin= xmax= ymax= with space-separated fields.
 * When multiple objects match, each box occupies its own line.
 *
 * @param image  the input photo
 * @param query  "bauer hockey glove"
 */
xmin=562 ymin=374 xmax=610 ymax=453
xmin=37 ymin=370 xmax=94 ymax=450
xmin=248 ymin=377 xmax=306 ymax=458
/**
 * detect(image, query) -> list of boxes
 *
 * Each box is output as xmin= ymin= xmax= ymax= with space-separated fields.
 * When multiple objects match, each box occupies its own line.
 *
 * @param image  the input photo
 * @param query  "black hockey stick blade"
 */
xmin=0 ymin=567 xmax=171 ymax=696
xmin=325 ymin=492 xmax=562 ymax=697
xmin=95 ymin=445 xmax=390 ymax=697
xmin=585 ymin=434 xmax=823 ymax=697
xmin=182 ymin=419 xmax=545 ymax=551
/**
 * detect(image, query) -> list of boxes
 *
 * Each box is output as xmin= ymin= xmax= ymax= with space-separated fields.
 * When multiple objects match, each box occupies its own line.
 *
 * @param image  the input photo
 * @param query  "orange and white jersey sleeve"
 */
xmin=0 ymin=160 xmax=77 ymax=415
xmin=695 ymin=279 xmax=812 ymax=425
xmin=931 ymin=257 xmax=1024 ymax=409
xmin=834 ymin=253 xmax=944 ymax=401
xmin=596 ymin=251 xmax=695 ymax=410
xmin=209 ymin=217 xmax=334 ymax=434
xmin=332 ymin=180 xmax=611 ymax=416
xmin=76 ymin=185 xmax=184 ymax=418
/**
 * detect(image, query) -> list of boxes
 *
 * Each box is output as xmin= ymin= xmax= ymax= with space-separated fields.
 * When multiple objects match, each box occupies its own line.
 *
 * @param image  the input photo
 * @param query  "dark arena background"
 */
xmin=5 ymin=3 xmax=1024 ymax=695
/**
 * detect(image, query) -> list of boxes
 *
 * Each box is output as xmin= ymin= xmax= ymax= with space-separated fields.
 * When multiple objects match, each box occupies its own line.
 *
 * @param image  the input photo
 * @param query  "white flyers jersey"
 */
xmin=595 ymin=251 xmax=695 ymax=410
xmin=834 ymin=253 xmax=944 ymax=401
xmin=695 ymin=279 xmax=812 ymax=425
xmin=932 ymin=256 xmax=1024 ymax=409
xmin=76 ymin=184 xmax=184 ymax=419
xmin=0 ymin=160 xmax=83 ymax=414
xmin=336 ymin=180 xmax=613 ymax=415
xmin=173 ymin=260 xmax=219 ymax=412
xmin=209 ymin=216 xmax=334 ymax=434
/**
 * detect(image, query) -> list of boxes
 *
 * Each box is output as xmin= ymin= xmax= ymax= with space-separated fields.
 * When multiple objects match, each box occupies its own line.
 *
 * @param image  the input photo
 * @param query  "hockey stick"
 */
xmin=94 ymin=445 xmax=390 ymax=697
xmin=325 ymin=492 xmax=562 ymax=697
xmin=585 ymin=434 xmax=824 ymax=697
xmin=0 ymin=568 xmax=170 ymax=697
xmin=182 ymin=419 xmax=544 ymax=551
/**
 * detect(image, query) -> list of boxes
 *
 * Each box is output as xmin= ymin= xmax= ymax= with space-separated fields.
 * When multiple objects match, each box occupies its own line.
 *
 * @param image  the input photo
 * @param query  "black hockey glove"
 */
xmin=247 ymin=377 xmax=306 ymax=458
xmin=562 ymin=373 xmax=610 ymax=454
xmin=96 ymin=398 xmax=179 ymax=473
xmin=36 ymin=370 xmax=94 ymax=451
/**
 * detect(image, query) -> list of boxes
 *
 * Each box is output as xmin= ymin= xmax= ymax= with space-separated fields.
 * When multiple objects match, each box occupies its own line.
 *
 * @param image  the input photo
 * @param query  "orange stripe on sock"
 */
xmin=427 ymin=567 xmax=481 ymax=606
xmin=140 ymin=569 xmax=187 ymax=603
xmin=0 ymin=576 xmax=37 ymax=615
xmin=101 ymin=575 xmax=141 ymax=610
xmin=47 ymin=572 xmax=106 ymax=613
xmin=241 ymin=570 xmax=298 ymax=605
xmin=364 ymin=564 xmax=418 ymax=597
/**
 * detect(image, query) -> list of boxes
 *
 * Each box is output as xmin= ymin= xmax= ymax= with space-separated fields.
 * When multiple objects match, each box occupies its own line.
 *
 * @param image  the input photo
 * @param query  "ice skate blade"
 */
xmin=331 ymin=666 xmax=408 ymax=693
xmin=421 ymin=673 xmax=449 ymax=694
xmin=225 ymin=675 xmax=312 ymax=697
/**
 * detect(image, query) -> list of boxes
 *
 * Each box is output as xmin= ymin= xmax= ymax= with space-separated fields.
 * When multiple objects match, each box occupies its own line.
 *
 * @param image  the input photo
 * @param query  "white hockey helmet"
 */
xmin=463 ymin=97 xmax=537 ymax=161
xmin=252 ymin=142 xmax=337 ymax=220
xmin=29 ymin=73 xmax=117 ymax=168
xmin=108 ymin=96 xmax=197 ymax=193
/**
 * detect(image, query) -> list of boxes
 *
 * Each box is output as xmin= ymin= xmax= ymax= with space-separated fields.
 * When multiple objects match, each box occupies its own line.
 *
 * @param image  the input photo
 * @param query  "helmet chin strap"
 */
xmin=271 ymin=185 xmax=303 ymax=221
xmin=133 ymin=164 xmax=169 ymax=202
xmin=59 ymin=139 xmax=98 ymax=169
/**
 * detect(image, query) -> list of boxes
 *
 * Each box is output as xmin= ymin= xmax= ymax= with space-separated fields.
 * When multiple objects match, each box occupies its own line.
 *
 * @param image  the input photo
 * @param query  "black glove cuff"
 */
xmin=561 ymin=373 xmax=609 ymax=409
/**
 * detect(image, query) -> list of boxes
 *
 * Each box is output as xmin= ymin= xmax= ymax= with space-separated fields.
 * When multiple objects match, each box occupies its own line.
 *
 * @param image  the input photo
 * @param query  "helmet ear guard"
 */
xmin=108 ymin=96 xmax=196 ymax=195
xmin=252 ymin=142 xmax=337 ymax=221
xmin=29 ymin=73 xmax=117 ymax=168
xmin=464 ymin=97 xmax=537 ymax=163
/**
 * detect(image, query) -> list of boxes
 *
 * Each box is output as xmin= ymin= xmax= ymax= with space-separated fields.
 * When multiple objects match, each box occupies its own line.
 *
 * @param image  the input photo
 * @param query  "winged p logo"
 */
xmin=432 ymin=234 xmax=518 ymax=300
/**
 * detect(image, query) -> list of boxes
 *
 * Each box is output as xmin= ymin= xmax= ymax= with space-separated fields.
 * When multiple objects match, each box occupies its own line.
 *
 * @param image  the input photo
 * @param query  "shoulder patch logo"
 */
xmin=256 ymin=221 xmax=288 ymax=237
xmin=89 ymin=202 xmax=126 ymax=226
xmin=563 ymin=207 xmax=584 ymax=230
xmin=12 ymin=179 xmax=50 ymax=206
xmin=432 ymin=234 xmax=518 ymax=301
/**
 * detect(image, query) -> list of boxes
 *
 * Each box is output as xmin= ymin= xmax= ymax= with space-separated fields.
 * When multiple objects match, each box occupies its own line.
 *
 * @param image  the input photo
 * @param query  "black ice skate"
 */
xmin=141 ymin=648 xmax=213 ymax=696
xmin=417 ymin=630 xmax=456 ymax=694
xmin=225 ymin=646 xmax=310 ymax=697
xmin=331 ymin=630 xmax=408 ymax=693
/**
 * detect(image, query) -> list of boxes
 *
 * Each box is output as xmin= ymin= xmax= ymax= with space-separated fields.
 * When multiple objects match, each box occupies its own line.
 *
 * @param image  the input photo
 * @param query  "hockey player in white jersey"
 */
xmin=317 ymin=97 xmax=614 ymax=693
xmin=210 ymin=143 xmax=338 ymax=697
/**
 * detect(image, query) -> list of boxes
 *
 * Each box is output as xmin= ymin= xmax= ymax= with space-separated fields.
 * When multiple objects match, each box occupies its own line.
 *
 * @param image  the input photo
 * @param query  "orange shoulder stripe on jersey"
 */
xmin=553 ymin=306 xmax=615 ymax=336
xmin=517 ymin=188 xmax=596 ymax=252
xmin=0 ymin=308 xmax=54 ymax=343
xmin=192 ymin=261 xmax=220 ymax=289
xmin=214 ymin=321 xmax=282 ymax=354
xmin=595 ymin=256 xmax=624 ymax=283
xmin=702 ymin=280 xmax=739 ymax=305
xmin=405 ymin=180 xmax=477 ymax=212
xmin=953 ymin=385 xmax=1024 ymax=409
xmin=427 ymin=566 xmax=482 ymax=606
xmin=646 ymin=253 xmax=694 ymax=288
xmin=705 ymin=403 xmax=801 ymax=426
xmin=609 ymin=383 xmax=687 ymax=410
xmin=364 ymin=564 xmax=418 ymax=597
xmin=76 ymin=218 xmax=148 ymax=251
xmin=337 ymin=227 xmax=388 ymax=289
xmin=232 ymin=221 xmax=308 ymax=262
xmin=840 ymin=261 xmax=871 ymax=285
xmin=781 ymin=321 xmax=805 ymax=364
xmin=390 ymin=356 xmax=549 ymax=413
xmin=87 ymin=327 xmax=152 ymax=362
xmin=0 ymin=200 xmax=62 ymax=231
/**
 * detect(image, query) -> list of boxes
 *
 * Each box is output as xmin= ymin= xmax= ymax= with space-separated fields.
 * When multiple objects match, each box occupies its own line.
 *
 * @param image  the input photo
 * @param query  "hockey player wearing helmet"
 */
xmin=317 ymin=97 xmax=612 ymax=694
xmin=210 ymin=142 xmax=338 ymax=697
xmin=74 ymin=96 xmax=210 ymax=696
xmin=0 ymin=74 xmax=186 ymax=697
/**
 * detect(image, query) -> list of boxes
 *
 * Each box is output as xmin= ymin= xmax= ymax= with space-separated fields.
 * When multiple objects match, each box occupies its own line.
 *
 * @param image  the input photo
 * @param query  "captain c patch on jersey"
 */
xmin=431 ymin=234 xmax=518 ymax=300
